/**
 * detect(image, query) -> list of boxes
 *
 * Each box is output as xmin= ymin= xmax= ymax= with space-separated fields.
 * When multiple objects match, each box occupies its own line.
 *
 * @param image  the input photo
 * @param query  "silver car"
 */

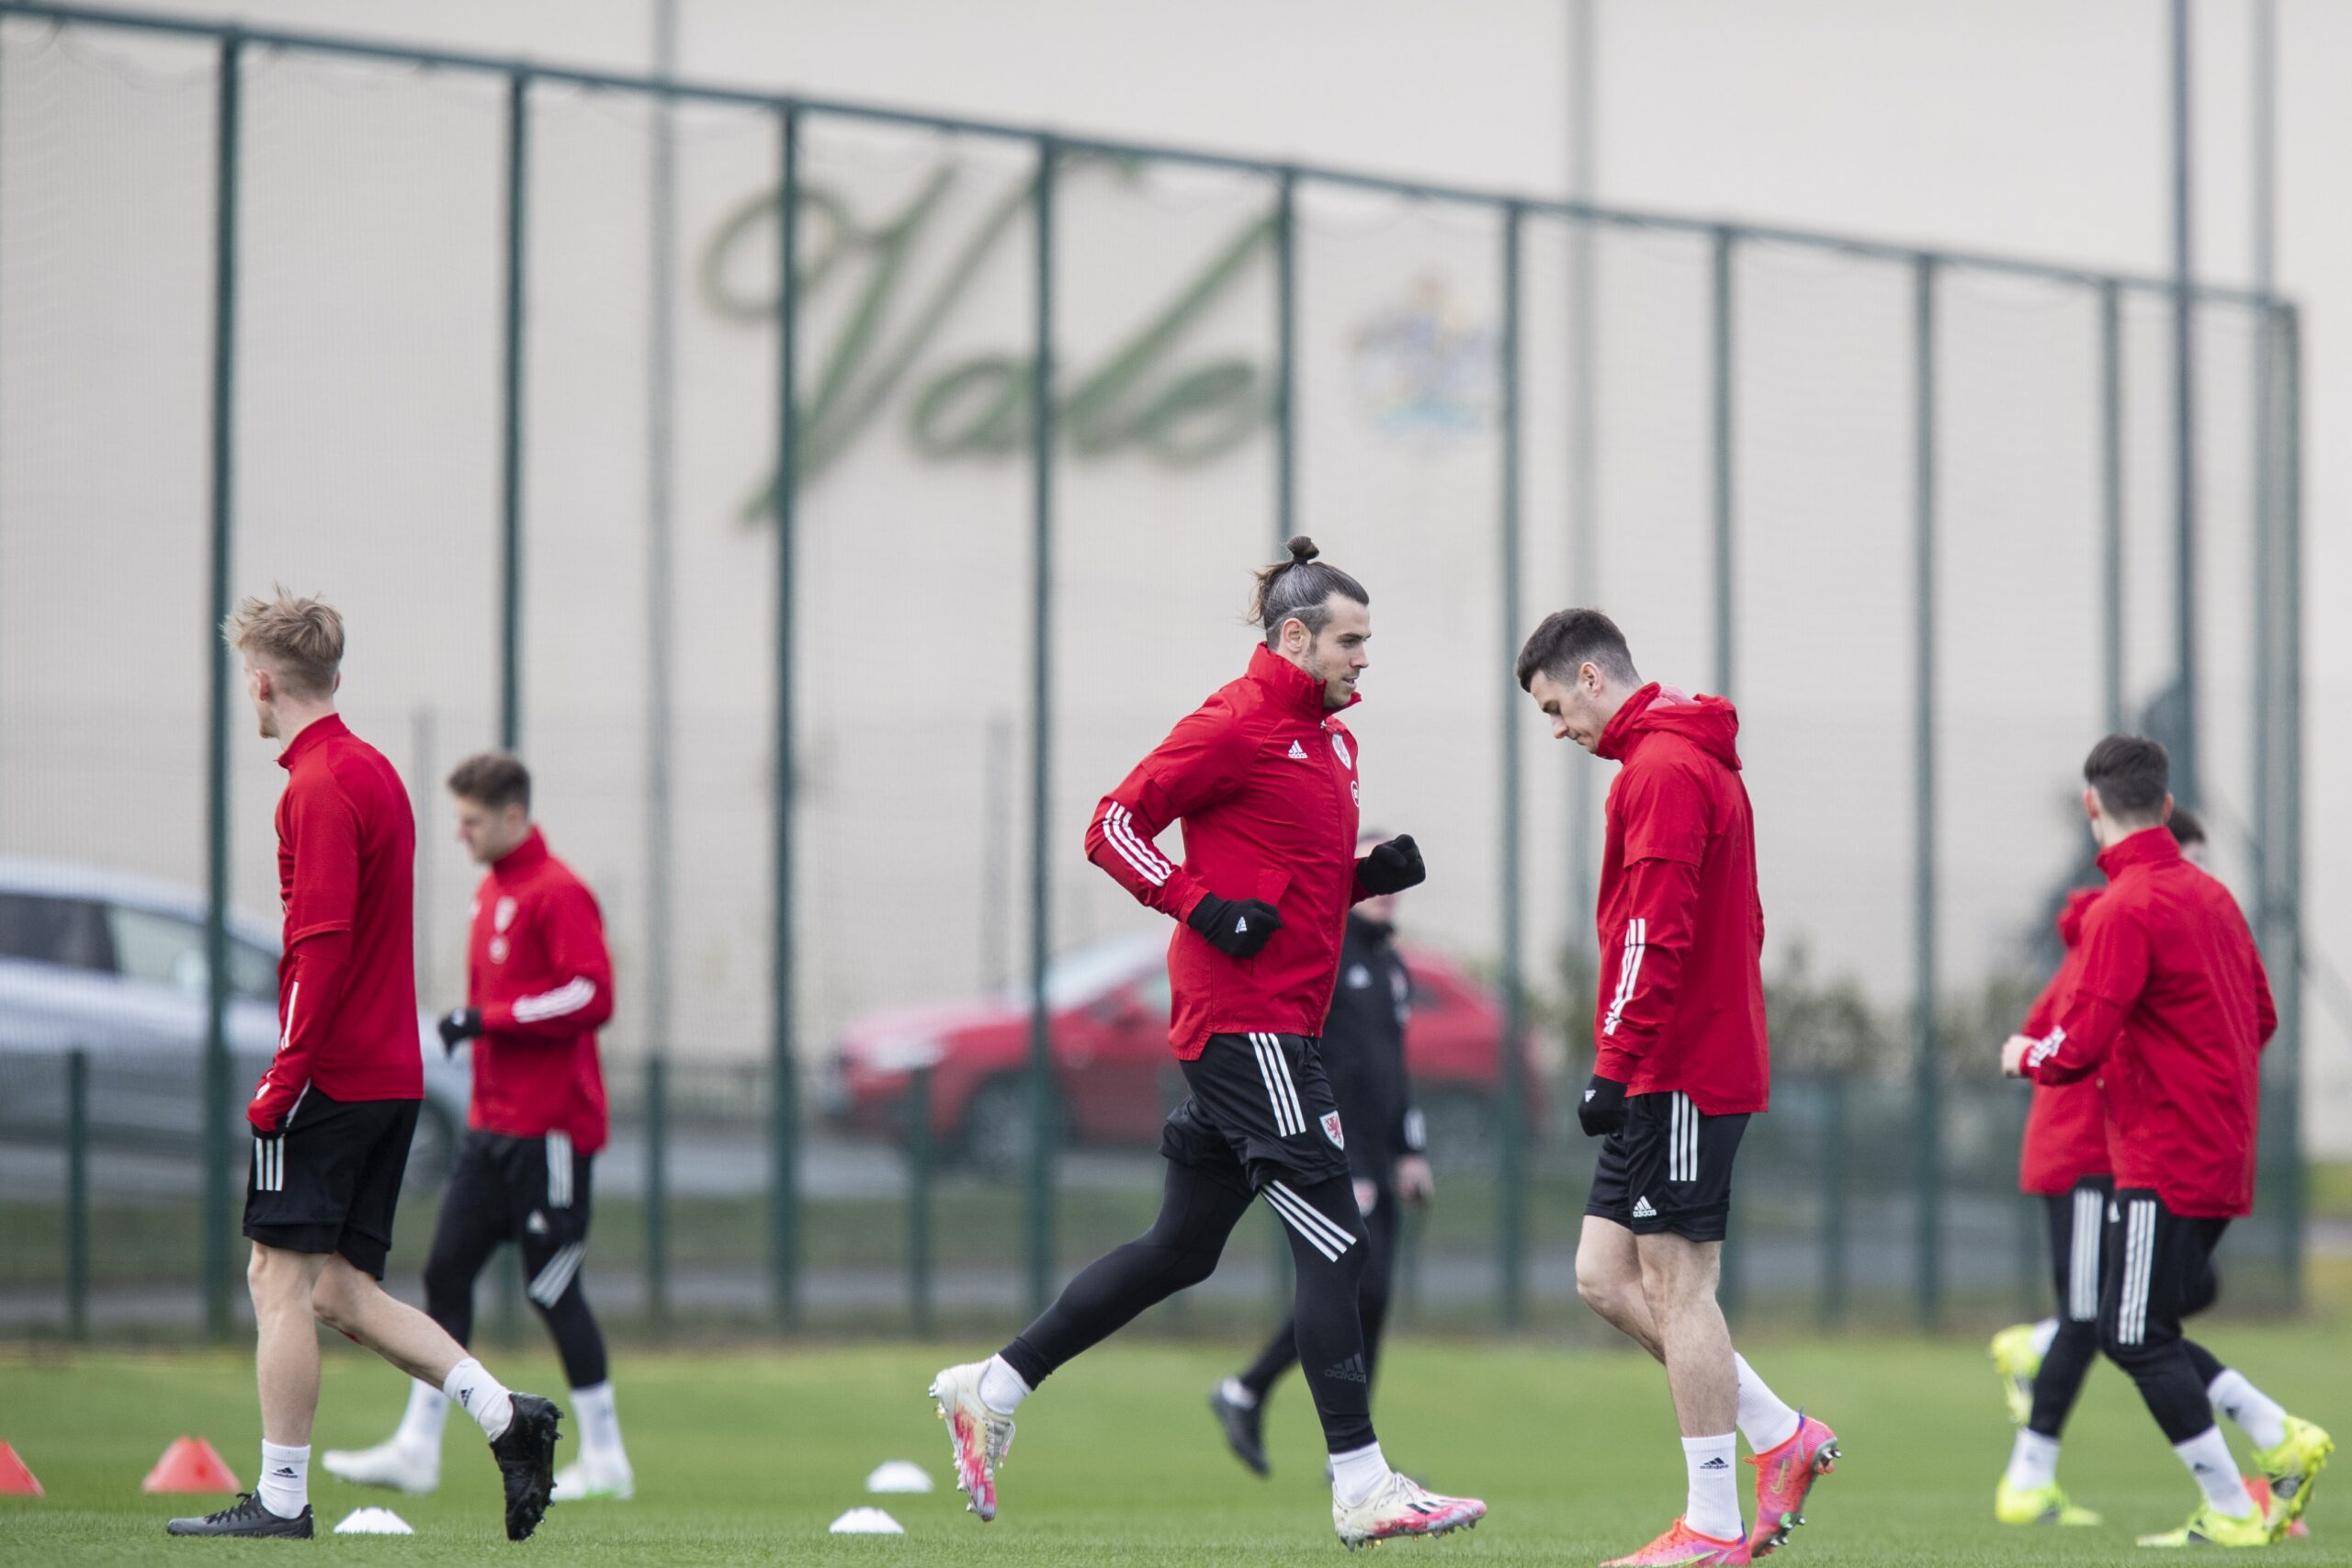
xmin=0 ymin=860 xmax=469 ymax=1183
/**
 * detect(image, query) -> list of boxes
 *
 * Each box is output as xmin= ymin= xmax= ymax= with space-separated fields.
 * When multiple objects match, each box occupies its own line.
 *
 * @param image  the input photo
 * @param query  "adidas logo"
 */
xmin=1700 ymin=1458 xmax=1730 ymax=1471
xmin=1323 ymin=1353 xmax=1370 ymax=1385
xmin=272 ymin=1466 xmax=298 ymax=1477
xmin=1235 ymin=917 xmax=1249 ymax=932
xmin=458 ymin=1389 xmax=474 ymax=1407
xmin=1632 ymin=1196 xmax=1657 ymax=1219
xmin=1583 ymin=1088 xmax=1597 ymax=1103
xmin=1287 ymin=740 xmax=1307 ymax=760
xmin=526 ymin=1211 xmax=549 ymax=1235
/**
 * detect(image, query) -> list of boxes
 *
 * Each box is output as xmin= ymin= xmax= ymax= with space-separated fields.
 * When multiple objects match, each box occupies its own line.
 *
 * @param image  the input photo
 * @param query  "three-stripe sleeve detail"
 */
xmin=1602 ymin=919 xmax=1647 ymax=1036
xmin=546 ymin=1131 xmax=573 ymax=1209
xmin=1098 ymin=804 xmax=1173 ymax=887
xmin=527 ymin=1242 xmax=585 ymax=1307
xmin=1262 ymin=1180 xmax=1357 ymax=1262
xmin=2069 ymin=1188 xmax=2103 ymax=1322
xmin=512 ymin=977 xmax=597 ymax=1025
xmin=1250 ymin=1033 xmax=1305 ymax=1137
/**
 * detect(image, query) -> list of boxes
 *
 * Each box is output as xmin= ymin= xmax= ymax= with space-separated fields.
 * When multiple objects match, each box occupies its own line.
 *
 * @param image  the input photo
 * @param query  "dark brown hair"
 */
xmin=2083 ymin=733 xmax=2168 ymax=822
xmin=1516 ymin=607 xmax=1639 ymax=692
xmin=447 ymin=751 xmax=531 ymax=813
xmin=1249 ymin=536 xmax=1368 ymax=645
xmin=2167 ymin=807 xmax=2206 ymax=849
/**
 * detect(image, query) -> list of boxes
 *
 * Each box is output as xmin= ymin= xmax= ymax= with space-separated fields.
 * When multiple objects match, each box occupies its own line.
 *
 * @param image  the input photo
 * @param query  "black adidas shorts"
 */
xmin=1585 ymin=1090 xmax=1748 ymax=1243
xmin=2044 ymin=1176 xmax=2114 ymax=1324
xmin=1160 ymin=1032 xmax=1353 ymax=1197
xmin=243 ymin=1089 xmax=420 ymax=1279
xmin=2100 ymin=1190 xmax=2228 ymax=1355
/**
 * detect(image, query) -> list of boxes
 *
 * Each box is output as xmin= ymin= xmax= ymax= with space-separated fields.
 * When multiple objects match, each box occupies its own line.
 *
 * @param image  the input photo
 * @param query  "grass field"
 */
xmin=1 ymin=1327 xmax=2346 ymax=1565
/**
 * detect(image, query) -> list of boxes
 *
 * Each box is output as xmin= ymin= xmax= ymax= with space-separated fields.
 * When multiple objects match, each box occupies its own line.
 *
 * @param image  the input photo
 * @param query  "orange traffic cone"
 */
xmin=0 ymin=1442 xmax=41 ymax=1495
xmin=142 ymin=1437 xmax=240 ymax=1494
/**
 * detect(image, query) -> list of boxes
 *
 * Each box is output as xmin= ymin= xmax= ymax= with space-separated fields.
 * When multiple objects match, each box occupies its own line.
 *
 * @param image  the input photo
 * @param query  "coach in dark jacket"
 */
xmin=1208 ymin=834 xmax=1432 ymax=1476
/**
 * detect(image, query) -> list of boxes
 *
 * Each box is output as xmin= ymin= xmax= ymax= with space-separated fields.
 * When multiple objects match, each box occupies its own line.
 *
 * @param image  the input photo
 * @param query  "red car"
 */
xmin=823 ymin=931 xmax=1532 ymax=1173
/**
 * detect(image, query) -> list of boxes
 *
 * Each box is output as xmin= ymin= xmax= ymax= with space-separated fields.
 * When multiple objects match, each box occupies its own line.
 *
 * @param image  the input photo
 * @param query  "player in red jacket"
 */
xmin=1992 ymin=811 xmax=2312 ymax=1533
xmin=2004 ymin=736 xmax=2331 ymax=1544
xmin=930 ymin=538 xmax=1485 ymax=1550
xmin=325 ymin=752 xmax=633 ymax=1505
xmin=1520 ymin=609 xmax=1833 ymax=1566
xmin=171 ymin=593 xmax=557 ymax=1543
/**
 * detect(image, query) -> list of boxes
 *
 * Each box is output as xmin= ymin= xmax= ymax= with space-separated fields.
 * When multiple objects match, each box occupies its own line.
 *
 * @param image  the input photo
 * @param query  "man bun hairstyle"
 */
xmin=2083 ymin=733 xmax=2168 ymax=823
xmin=1250 ymin=535 xmax=1368 ymax=645
xmin=447 ymin=751 xmax=532 ymax=814
xmin=2166 ymin=806 xmax=2206 ymax=849
xmin=222 ymin=586 xmax=344 ymax=699
xmin=1516 ymin=606 xmax=1639 ymax=692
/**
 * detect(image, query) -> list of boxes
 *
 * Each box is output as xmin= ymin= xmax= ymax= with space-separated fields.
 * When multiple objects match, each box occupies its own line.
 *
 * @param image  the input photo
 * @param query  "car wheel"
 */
xmin=402 ymin=1100 xmax=457 ymax=1191
xmin=960 ymin=1077 xmax=1057 ymax=1180
xmin=1420 ymin=1091 xmax=1497 ymax=1178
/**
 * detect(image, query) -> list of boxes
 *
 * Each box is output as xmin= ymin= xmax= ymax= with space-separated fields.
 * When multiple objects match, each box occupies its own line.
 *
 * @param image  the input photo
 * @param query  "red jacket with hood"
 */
xmin=1591 ymin=683 xmax=1769 ymax=1113
xmin=1085 ymin=644 xmax=1370 ymax=1059
xmin=2025 ymin=827 xmax=2275 ymax=1217
xmin=2016 ymin=887 xmax=2112 ymax=1194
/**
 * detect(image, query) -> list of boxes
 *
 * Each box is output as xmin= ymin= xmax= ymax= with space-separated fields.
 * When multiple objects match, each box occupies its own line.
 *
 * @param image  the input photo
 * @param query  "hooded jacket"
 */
xmin=1084 ymin=644 xmax=1368 ymax=1059
xmin=2016 ymin=887 xmax=2111 ymax=1194
xmin=1590 ymin=683 xmax=1770 ymax=1113
xmin=2025 ymin=826 xmax=2275 ymax=1217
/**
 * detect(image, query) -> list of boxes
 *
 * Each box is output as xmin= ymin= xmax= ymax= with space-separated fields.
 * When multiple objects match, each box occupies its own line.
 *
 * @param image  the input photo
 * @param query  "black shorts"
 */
xmin=442 ymin=1129 xmax=594 ymax=1308
xmin=2101 ymin=1190 xmax=2228 ymax=1353
xmin=2044 ymin=1176 xmax=2114 ymax=1324
xmin=1160 ymin=1032 xmax=1353 ymax=1197
xmin=1585 ymin=1091 xmax=1748 ymax=1243
xmin=243 ymin=1089 xmax=420 ymax=1279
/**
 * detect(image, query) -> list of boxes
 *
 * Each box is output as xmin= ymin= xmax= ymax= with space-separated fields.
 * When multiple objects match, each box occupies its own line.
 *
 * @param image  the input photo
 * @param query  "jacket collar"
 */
xmin=277 ymin=712 xmax=349 ymax=772
xmin=1246 ymin=642 xmax=1356 ymax=720
xmin=1593 ymin=682 xmax=1663 ymax=762
xmin=2097 ymin=824 xmax=2181 ymax=881
xmin=492 ymin=826 xmax=550 ymax=880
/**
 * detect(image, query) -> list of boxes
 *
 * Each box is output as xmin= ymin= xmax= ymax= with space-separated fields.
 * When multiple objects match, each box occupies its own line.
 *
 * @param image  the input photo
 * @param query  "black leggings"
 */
xmin=1239 ymin=1179 xmax=1399 ymax=1404
xmin=421 ymin=1131 xmax=608 ymax=1390
xmin=1000 ymin=1159 xmax=1375 ymax=1453
xmin=2030 ymin=1182 xmax=2226 ymax=1439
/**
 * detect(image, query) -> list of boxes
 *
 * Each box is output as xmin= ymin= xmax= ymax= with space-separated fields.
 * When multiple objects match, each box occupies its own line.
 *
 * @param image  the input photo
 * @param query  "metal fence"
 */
xmin=0 ymin=2 xmax=2304 ymax=1341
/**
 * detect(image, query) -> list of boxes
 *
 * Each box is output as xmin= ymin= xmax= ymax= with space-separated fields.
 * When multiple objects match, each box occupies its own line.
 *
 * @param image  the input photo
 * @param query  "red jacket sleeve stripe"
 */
xmin=511 ymin=976 xmax=598 ymax=1024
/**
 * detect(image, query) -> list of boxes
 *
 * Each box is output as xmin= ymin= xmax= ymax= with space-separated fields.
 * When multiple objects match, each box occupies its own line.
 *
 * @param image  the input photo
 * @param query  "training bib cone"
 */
xmin=0 ymin=1442 xmax=42 ymax=1495
xmin=142 ymin=1437 xmax=241 ymax=1494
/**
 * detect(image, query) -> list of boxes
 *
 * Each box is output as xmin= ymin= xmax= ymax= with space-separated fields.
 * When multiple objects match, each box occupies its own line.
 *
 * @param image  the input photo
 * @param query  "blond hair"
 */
xmin=223 ymin=587 xmax=344 ymax=698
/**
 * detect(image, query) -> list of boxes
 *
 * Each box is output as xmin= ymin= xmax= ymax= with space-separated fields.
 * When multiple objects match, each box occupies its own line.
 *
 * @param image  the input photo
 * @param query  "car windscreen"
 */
xmin=108 ymin=904 xmax=278 ymax=1006
xmin=0 ymin=891 xmax=115 ymax=974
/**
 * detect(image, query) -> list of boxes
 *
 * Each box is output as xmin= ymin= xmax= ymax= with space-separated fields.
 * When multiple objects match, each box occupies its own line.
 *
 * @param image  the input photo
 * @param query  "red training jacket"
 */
xmin=1085 ymin=644 xmax=1367 ymax=1058
xmin=2016 ymin=887 xmax=2112 ymax=1194
xmin=2025 ymin=827 xmax=2276 ymax=1216
xmin=463 ymin=828 xmax=614 ymax=1154
xmin=1590 ymin=684 xmax=1770 ymax=1114
xmin=254 ymin=714 xmax=422 ymax=1131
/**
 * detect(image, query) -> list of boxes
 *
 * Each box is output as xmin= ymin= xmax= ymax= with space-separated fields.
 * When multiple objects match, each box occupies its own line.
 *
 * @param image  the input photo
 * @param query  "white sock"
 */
xmin=2207 ymin=1369 xmax=2288 ymax=1450
xmin=1329 ymin=1440 xmax=1388 ymax=1507
xmin=2005 ymin=1428 xmax=2062 ymax=1492
xmin=443 ymin=1357 xmax=516 ymax=1442
xmin=2174 ymin=1427 xmax=2256 ymax=1518
xmin=2029 ymin=1318 xmax=2061 ymax=1359
xmin=978 ymin=1355 xmax=1031 ymax=1416
xmin=1682 ymin=1433 xmax=1742 ymax=1541
xmin=1218 ymin=1377 xmax=1259 ymax=1410
xmin=257 ymin=1440 xmax=309 ymax=1519
xmin=571 ymin=1382 xmax=629 ymax=1469
xmin=394 ymin=1379 xmax=450 ymax=1455
xmin=1733 ymin=1354 xmax=1801 ymax=1453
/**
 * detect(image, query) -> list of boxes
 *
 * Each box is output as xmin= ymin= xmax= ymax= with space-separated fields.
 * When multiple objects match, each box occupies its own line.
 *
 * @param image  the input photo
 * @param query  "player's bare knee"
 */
xmin=310 ymin=1262 xmax=370 ymax=1334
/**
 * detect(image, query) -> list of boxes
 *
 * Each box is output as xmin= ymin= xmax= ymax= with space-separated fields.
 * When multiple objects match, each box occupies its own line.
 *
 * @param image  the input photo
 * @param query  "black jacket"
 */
xmin=1319 ymin=913 xmax=1425 ymax=1184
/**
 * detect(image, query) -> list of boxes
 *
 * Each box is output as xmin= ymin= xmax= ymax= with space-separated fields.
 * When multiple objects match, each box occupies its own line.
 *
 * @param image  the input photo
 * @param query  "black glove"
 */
xmin=437 ymin=1006 xmax=484 ymax=1055
xmin=1577 ymin=1072 xmax=1629 ymax=1138
xmin=1186 ymin=893 xmax=1283 ymax=959
xmin=1355 ymin=834 xmax=1427 ymax=897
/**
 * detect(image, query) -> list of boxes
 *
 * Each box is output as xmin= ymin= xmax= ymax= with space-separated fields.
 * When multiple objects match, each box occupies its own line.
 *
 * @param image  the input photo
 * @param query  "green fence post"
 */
xmin=1272 ymin=167 xmax=1295 ymax=552
xmin=770 ymin=101 xmax=804 ymax=1331
xmin=2098 ymin=281 xmax=2124 ymax=734
xmin=1820 ymin=1074 xmax=1848 ymax=1327
xmin=908 ymin=1066 xmax=933 ymax=1337
xmin=498 ymin=69 xmax=528 ymax=751
xmin=1496 ymin=200 xmax=1527 ymax=1330
xmin=2167 ymin=0 xmax=2200 ymax=809
xmin=1911 ymin=254 xmax=1941 ymax=1333
xmin=645 ymin=1055 xmax=668 ymax=1338
xmin=2275 ymin=303 xmax=2304 ymax=1305
xmin=1711 ymin=226 xmax=1736 ymax=700
xmin=66 ymin=1048 xmax=89 ymax=1340
xmin=201 ymin=31 xmax=243 ymax=1344
xmin=1023 ymin=134 xmax=1059 ymax=1319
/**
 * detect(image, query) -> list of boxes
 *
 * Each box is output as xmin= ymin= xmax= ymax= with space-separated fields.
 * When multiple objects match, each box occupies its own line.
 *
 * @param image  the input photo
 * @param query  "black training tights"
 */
xmin=1000 ymin=1159 xmax=1374 ymax=1452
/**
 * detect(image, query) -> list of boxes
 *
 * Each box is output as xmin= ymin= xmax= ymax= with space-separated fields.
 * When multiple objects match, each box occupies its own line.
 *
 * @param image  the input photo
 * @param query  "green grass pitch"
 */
xmin=1 ymin=1326 xmax=2344 ymax=1564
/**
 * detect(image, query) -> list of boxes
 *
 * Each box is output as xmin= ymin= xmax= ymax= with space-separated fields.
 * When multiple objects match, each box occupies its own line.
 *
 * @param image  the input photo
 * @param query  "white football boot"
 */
xmin=928 ymin=1360 xmax=1015 ymax=1522
xmin=551 ymin=1455 xmax=635 ymax=1502
xmin=1333 ymin=1470 xmax=1487 ymax=1549
xmin=320 ymin=1437 xmax=439 ymax=1495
